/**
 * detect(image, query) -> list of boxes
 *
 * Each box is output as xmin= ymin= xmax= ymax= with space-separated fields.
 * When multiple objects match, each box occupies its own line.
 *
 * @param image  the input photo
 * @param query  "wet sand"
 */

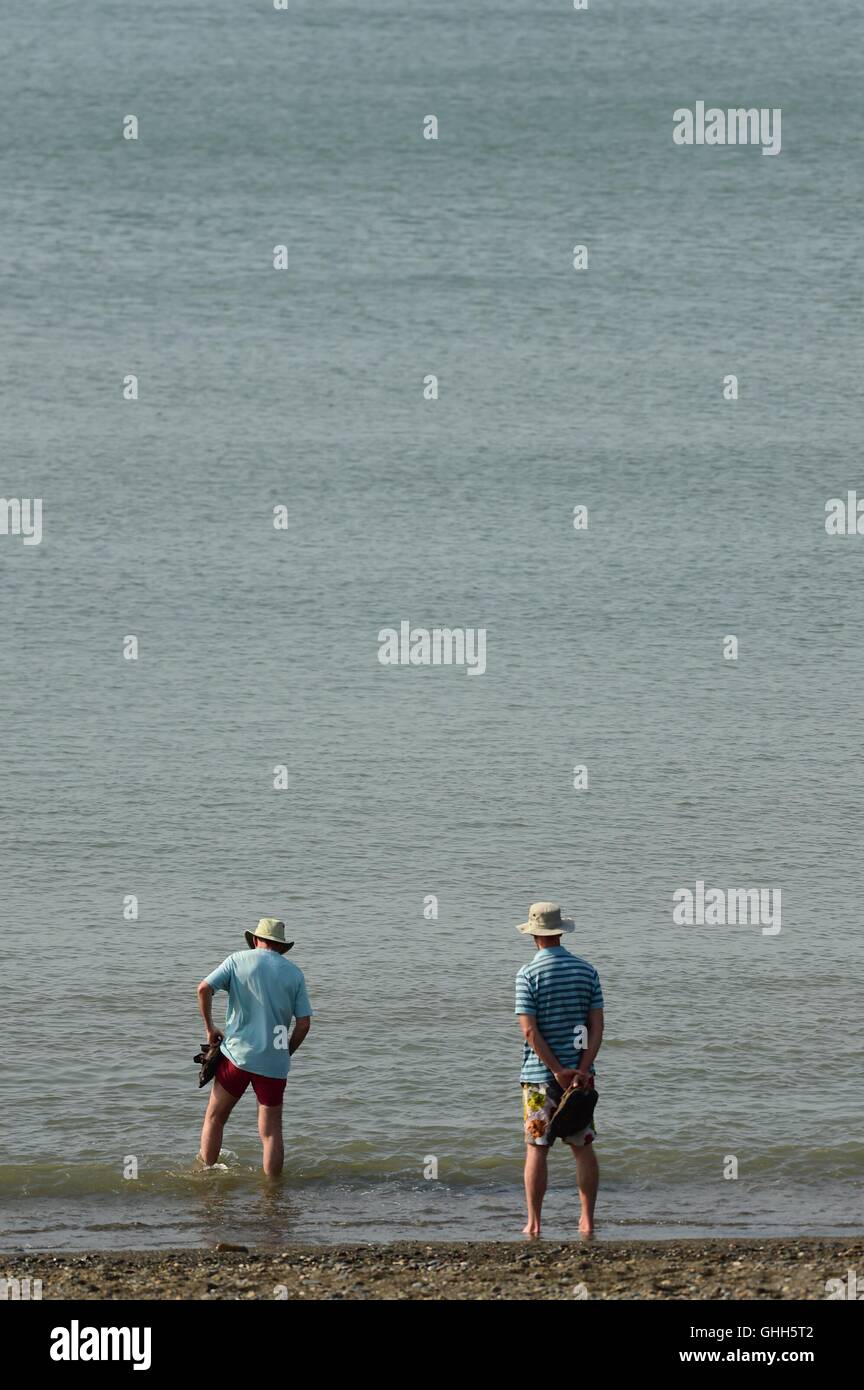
xmin=4 ymin=1237 xmax=861 ymax=1300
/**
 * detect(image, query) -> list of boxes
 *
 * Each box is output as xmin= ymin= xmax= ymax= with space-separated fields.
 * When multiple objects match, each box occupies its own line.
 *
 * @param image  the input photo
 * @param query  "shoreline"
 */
xmin=3 ymin=1237 xmax=861 ymax=1300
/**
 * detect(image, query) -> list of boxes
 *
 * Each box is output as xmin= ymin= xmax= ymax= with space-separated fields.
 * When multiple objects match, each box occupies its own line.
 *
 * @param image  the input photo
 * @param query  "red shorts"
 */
xmin=215 ymin=1054 xmax=287 ymax=1107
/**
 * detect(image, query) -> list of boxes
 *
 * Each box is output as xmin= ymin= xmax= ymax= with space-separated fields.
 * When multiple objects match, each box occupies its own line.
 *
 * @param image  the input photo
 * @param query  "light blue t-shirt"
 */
xmin=205 ymin=949 xmax=313 ymax=1079
xmin=515 ymin=946 xmax=604 ymax=1084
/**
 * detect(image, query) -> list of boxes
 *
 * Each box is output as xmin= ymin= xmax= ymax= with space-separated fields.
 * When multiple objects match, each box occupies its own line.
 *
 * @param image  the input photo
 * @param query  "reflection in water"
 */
xmin=191 ymin=1166 xmax=303 ymax=1248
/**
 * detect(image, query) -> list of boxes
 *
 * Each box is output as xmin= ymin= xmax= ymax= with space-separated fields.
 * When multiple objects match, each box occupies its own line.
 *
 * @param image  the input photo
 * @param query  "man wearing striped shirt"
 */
xmin=515 ymin=901 xmax=605 ymax=1238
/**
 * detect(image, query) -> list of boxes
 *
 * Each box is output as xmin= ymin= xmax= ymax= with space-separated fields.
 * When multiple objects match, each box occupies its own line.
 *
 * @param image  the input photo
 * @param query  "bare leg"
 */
xmin=257 ymin=1103 xmax=284 ymax=1178
xmin=571 ymin=1142 xmax=599 ymax=1237
xmin=523 ymin=1144 xmax=548 ymax=1237
xmin=199 ymin=1080 xmax=239 ymax=1166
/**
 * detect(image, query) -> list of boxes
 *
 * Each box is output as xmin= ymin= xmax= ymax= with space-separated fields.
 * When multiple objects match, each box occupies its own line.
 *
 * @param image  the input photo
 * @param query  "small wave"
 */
xmin=2 ymin=1139 xmax=864 ymax=1200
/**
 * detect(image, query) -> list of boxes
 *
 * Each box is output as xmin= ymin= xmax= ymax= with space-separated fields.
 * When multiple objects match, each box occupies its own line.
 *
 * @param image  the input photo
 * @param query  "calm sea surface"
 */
xmin=1 ymin=0 xmax=862 ymax=1249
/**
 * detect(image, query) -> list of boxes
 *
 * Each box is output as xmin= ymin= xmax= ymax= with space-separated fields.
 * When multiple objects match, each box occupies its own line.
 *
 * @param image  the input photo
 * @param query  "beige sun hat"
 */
xmin=516 ymin=901 xmax=575 ymax=936
xmin=244 ymin=917 xmax=294 ymax=953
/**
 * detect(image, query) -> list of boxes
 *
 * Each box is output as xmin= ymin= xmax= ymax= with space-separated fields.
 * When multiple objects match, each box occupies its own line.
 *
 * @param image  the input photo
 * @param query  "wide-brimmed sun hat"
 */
xmin=245 ymin=917 xmax=294 ymax=953
xmin=516 ymin=901 xmax=575 ymax=936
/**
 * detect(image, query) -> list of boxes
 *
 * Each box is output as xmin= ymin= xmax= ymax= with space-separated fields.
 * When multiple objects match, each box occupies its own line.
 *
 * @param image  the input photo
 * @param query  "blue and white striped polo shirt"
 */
xmin=515 ymin=946 xmax=604 ymax=1084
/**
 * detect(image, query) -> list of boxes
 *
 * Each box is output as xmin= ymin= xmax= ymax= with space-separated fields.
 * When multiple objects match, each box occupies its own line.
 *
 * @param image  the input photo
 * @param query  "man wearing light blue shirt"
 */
xmin=197 ymin=917 xmax=313 ymax=1177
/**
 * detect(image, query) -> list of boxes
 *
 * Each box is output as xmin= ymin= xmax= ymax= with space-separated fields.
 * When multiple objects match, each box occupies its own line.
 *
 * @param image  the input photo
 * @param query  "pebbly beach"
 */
xmin=5 ymin=1237 xmax=861 ymax=1302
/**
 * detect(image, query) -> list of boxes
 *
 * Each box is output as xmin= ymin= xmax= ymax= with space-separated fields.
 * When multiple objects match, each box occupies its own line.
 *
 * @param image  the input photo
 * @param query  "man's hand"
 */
xmin=207 ymin=1027 xmax=223 ymax=1047
xmin=554 ymin=1068 xmax=592 ymax=1091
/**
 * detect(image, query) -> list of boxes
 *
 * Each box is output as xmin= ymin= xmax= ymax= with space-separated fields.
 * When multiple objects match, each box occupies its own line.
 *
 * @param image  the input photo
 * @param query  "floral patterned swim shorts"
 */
xmin=522 ymin=1080 xmax=597 ymax=1149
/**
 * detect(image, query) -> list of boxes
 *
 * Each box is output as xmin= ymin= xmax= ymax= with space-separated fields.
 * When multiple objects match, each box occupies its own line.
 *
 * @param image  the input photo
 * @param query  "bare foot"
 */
xmin=522 ymin=1221 xmax=541 ymax=1238
xmin=578 ymin=1215 xmax=595 ymax=1239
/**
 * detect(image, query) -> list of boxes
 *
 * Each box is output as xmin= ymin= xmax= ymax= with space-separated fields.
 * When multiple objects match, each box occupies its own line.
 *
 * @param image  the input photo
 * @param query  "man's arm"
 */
xmin=197 ymin=981 xmax=223 ymax=1047
xmin=289 ymin=1015 xmax=311 ymax=1055
xmin=518 ymin=1014 xmax=573 ymax=1091
xmin=574 ymin=1007 xmax=604 ymax=1086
